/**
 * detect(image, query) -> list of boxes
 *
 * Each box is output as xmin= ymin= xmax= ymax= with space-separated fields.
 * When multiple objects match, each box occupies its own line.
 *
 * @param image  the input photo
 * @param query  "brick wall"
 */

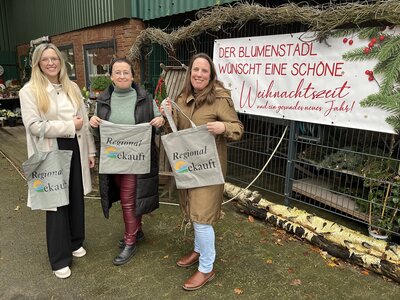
xmin=16 ymin=18 xmax=145 ymax=89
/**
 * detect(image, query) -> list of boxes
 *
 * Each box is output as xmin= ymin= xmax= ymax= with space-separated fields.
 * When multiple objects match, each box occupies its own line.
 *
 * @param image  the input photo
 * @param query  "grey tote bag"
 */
xmin=22 ymin=121 xmax=72 ymax=210
xmin=99 ymin=120 xmax=152 ymax=174
xmin=161 ymin=101 xmax=225 ymax=189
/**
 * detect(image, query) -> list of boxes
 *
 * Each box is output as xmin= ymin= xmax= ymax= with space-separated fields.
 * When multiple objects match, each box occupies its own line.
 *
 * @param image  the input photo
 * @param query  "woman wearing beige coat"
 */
xmin=163 ymin=53 xmax=244 ymax=291
xmin=19 ymin=43 xmax=96 ymax=279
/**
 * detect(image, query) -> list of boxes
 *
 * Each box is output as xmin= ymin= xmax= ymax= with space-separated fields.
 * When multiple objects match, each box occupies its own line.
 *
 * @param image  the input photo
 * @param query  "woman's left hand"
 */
xmin=150 ymin=116 xmax=165 ymax=128
xmin=207 ymin=121 xmax=225 ymax=135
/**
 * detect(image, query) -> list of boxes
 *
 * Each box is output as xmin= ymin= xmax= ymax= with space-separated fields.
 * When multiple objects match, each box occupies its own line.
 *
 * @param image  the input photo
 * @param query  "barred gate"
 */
xmin=143 ymin=17 xmax=400 ymax=239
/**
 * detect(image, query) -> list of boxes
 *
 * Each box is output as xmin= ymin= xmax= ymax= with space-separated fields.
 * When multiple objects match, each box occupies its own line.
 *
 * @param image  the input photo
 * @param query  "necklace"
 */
xmin=52 ymin=83 xmax=62 ymax=92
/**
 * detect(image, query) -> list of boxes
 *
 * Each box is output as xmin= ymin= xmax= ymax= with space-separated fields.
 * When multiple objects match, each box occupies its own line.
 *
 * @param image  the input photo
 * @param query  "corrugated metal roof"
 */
xmin=4 ymin=0 xmax=238 ymax=47
xmin=7 ymin=0 xmax=132 ymax=46
xmin=134 ymin=0 xmax=238 ymax=21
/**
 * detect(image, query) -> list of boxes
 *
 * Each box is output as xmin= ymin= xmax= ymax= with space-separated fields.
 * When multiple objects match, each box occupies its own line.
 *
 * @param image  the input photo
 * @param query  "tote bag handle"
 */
xmin=161 ymin=99 xmax=196 ymax=132
xmin=28 ymin=120 xmax=48 ymax=155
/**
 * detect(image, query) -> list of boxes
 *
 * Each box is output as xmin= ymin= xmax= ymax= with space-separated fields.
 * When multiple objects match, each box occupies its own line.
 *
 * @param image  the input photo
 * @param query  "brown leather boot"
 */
xmin=182 ymin=270 xmax=215 ymax=291
xmin=176 ymin=251 xmax=200 ymax=267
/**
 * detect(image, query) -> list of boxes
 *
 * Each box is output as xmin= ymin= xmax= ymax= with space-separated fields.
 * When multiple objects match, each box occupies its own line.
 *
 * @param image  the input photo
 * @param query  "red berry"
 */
xmin=365 ymin=70 xmax=370 ymax=75
xmin=368 ymin=76 xmax=374 ymax=81
xmin=379 ymin=35 xmax=385 ymax=41
xmin=348 ymin=39 xmax=353 ymax=45
xmin=364 ymin=47 xmax=371 ymax=54
xmin=371 ymin=38 xmax=377 ymax=44
xmin=368 ymin=41 xmax=374 ymax=48
xmin=343 ymin=38 xmax=348 ymax=43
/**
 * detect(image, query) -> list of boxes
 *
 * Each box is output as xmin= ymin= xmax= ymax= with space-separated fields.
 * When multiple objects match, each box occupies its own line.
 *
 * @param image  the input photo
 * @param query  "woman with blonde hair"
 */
xmin=19 ymin=43 xmax=96 ymax=279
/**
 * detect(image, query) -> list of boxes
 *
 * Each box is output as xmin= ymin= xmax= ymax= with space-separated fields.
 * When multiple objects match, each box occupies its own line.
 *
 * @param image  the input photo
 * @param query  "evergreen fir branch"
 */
xmin=358 ymin=27 xmax=382 ymax=40
xmin=342 ymin=46 xmax=379 ymax=61
xmin=360 ymin=93 xmax=400 ymax=114
xmin=377 ymin=35 xmax=400 ymax=62
xmin=385 ymin=115 xmax=400 ymax=133
xmin=374 ymin=60 xmax=390 ymax=75
xmin=379 ymin=54 xmax=400 ymax=95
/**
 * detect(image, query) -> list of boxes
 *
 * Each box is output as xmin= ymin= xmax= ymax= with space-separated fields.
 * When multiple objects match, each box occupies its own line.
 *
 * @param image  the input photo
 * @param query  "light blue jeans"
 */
xmin=193 ymin=222 xmax=215 ymax=273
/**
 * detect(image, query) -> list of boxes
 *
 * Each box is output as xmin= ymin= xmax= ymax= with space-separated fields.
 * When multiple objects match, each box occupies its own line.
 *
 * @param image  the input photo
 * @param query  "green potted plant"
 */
xmin=90 ymin=75 xmax=112 ymax=96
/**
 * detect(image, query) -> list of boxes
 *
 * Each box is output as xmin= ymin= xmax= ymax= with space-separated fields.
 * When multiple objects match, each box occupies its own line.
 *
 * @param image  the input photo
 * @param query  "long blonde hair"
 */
xmin=30 ymin=43 xmax=81 ymax=113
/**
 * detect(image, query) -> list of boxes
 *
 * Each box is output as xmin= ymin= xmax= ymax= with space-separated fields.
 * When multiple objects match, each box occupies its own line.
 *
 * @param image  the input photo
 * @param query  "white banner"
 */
xmin=213 ymin=31 xmax=395 ymax=133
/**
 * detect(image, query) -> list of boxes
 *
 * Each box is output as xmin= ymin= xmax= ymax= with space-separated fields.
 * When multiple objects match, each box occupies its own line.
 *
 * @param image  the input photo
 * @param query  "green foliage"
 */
xmin=341 ymin=27 xmax=400 ymax=132
xmin=358 ymin=27 xmax=381 ymax=40
xmin=368 ymin=182 xmax=400 ymax=234
xmin=318 ymin=146 xmax=364 ymax=172
xmin=386 ymin=115 xmax=400 ymax=134
xmin=361 ymin=93 xmax=400 ymax=133
xmin=91 ymin=75 xmax=112 ymax=91
xmin=380 ymin=53 xmax=400 ymax=95
xmin=361 ymin=93 xmax=400 ymax=113
xmin=377 ymin=35 xmax=400 ymax=61
xmin=342 ymin=47 xmax=380 ymax=61
xmin=362 ymin=157 xmax=397 ymax=184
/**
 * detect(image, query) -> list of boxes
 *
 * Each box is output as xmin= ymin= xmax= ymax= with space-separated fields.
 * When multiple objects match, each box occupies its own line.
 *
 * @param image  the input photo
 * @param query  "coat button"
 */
xmin=78 ymin=134 xmax=81 ymax=138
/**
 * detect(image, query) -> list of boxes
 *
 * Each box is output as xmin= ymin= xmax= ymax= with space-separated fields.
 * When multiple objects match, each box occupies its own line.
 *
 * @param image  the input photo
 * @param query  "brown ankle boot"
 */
xmin=183 ymin=270 xmax=215 ymax=291
xmin=176 ymin=251 xmax=200 ymax=267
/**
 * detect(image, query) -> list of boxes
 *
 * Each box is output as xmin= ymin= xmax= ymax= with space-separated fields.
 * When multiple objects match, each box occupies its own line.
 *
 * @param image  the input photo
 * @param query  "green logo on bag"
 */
xmin=175 ymin=160 xmax=189 ymax=173
xmin=105 ymin=146 xmax=118 ymax=158
xmin=33 ymin=180 xmax=45 ymax=192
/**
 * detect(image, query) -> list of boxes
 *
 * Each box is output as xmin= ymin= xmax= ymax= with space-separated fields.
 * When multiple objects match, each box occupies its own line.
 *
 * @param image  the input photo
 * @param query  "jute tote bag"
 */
xmin=161 ymin=101 xmax=224 ymax=189
xmin=99 ymin=120 xmax=152 ymax=174
xmin=22 ymin=121 xmax=72 ymax=210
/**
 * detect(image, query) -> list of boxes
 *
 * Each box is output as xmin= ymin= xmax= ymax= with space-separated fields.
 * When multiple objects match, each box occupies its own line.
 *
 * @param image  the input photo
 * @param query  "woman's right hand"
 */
xmin=89 ymin=115 xmax=102 ymax=128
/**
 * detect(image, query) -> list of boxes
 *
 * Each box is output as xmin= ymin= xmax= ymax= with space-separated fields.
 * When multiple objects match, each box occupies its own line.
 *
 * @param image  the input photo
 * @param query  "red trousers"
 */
xmin=114 ymin=174 xmax=142 ymax=246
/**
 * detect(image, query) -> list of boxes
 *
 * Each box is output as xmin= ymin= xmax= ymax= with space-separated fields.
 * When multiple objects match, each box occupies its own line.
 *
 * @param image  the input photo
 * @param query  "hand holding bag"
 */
xmin=99 ymin=120 xmax=152 ymax=174
xmin=22 ymin=121 xmax=72 ymax=210
xmin=161 ymin=100 xmax=225 ymax=189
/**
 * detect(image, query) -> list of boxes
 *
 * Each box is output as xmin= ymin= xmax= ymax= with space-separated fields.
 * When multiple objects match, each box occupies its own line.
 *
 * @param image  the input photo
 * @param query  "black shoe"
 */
xmin=118 ymin=230 xmax=145 ymax=248
xmin=112 ymin=244 xmax=137 ymax=266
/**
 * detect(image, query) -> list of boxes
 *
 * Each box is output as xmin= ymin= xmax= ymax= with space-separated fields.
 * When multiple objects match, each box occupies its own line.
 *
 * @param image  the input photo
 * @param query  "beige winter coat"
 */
xmin=173 ymin=87 xmax=244 ymax=224
xmin=19 ymin=81 xmax=96 ymax=209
